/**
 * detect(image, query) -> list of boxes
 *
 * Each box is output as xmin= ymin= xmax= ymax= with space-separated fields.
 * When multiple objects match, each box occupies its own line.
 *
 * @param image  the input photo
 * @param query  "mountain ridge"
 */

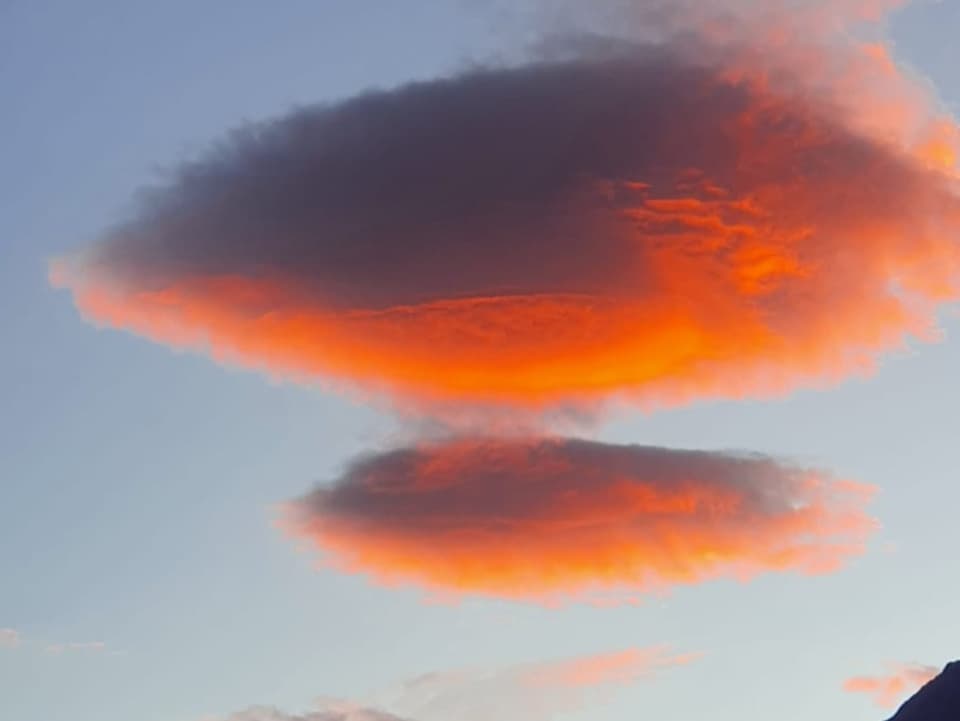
xmin=887 ymin=661 xmax=960 ymax=720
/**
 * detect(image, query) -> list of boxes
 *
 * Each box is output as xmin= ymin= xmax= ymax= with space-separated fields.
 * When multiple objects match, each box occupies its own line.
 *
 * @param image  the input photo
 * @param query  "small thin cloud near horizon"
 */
xmin=0 ymin=628 xmax=20 ymax=648
xmin=44 ymin=641 xmax=109 ymax=656
xmin=211 ymin=646 xmax=699 ymax=721
xmin=0 ymin=627 xmax=113 ymax=656
xmin=844 ymin=663 xmax=941 ymax=708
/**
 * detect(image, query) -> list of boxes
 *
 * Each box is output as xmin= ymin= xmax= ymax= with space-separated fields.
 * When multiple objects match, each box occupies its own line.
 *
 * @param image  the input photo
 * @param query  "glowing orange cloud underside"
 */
xmin=844 ymin=665 xmax=940 ymax=708
xmin=281 ymin=439 xmax=877 ymax=600
xmin=51 ymin=174 xmax=959 ymax=410
xmin=50 ymin=19 xmax=960 ymax=411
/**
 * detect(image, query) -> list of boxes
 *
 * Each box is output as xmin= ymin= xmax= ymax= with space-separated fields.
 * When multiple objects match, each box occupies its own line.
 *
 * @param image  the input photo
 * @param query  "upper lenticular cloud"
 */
xmin=281 ymin=437 xmax=876 ymax=601
xmin=51 ymin=4 xmax=960 ymax=412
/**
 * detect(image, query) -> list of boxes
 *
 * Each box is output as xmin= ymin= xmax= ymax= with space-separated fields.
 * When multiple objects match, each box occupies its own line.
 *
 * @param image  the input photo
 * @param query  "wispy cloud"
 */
xmin=844 ymin=663 xmax=940 ymax=708
xmin=44 ymin=641 xmax=108 ymax=656
xmin=0 ymin=628 xmax=20 ymax=648
xmin=223 ymin=707 xmax=404 ymax=721
xmin=216 ymin=646 xmax=697 ymax=721
xmin=386 ymin=646 xmax=699 ymax=721
xmin=0 ymin=628 xmax=112 ymax=656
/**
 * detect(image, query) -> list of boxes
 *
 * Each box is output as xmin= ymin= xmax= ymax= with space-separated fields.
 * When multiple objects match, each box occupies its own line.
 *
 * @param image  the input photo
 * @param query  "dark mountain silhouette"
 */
xmin=888 ymin=662 xmax=960 ymax=720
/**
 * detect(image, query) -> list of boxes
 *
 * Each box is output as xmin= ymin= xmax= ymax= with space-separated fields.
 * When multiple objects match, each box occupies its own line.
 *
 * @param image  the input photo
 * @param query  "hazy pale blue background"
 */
xmin=1 ymin=2 xmax=958 ymax=720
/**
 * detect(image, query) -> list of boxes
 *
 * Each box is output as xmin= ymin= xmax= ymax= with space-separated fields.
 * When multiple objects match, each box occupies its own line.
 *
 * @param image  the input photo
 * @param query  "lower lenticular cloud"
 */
xmin=281 ymin=437 xmax=876 ymax=600
xmin=51 ymin=18 xmax=960 ymax=411
xmin=844 ymin=664 xmax=940 ymax=708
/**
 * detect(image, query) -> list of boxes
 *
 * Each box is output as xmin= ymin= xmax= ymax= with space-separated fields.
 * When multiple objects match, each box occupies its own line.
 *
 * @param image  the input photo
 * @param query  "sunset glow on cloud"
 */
xmin=844 ymin=663 xmax=941 ymax=708
xmin=50 ymin=0 xmax=960 ymax=413
xmin=220 ymin=646 xmax=697 ymax=721
xmin=20 ymin=0 xmax=960 ymax=719
xmin=48 ymin=0 xmax=937 ymax=611
xmin=282 ymin=437 xmax=877 ymax=600
xmin=515 ymin=646 xmax=700 ymax=690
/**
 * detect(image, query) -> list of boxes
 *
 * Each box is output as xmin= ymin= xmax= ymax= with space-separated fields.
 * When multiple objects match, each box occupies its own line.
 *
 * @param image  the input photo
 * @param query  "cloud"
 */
xmin=0 ymin=629 xmax=112 ymax=656
xmin=385 ymin=646 xmax=697 ymax=721
xmin=0 ymin=628 xmax=20 ymax=648
xmin=281 ymin=436 xmax=876 ymax=601
xmin=222 ymin=709 xmax=405 ymax=721
xmin=218 ymin=647 xmax=695 ymax=721
xmin=44 ymin=641 xmax=108 ymax=656
xmin=844 ymin=663 xmax=940 ymax=708
xmin=51 ymin=1 xmax=960 ymax=413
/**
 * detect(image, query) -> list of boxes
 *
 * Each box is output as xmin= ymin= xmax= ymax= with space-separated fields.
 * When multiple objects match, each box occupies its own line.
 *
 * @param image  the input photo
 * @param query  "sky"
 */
xmin=2 ymin=1 xmax=960 ymax=720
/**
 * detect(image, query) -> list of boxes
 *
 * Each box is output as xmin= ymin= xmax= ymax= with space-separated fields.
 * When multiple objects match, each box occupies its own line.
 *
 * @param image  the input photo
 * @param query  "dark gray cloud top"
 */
xmin=77 ymin=45 xmax=920 ymax=310
xmin=55 ymin=37 xmax=960 ymax=408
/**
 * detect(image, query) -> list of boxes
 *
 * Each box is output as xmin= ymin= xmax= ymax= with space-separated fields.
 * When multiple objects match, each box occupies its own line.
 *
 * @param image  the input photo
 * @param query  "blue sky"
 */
xmin=2 ymin=2 xmax=959 ymax=720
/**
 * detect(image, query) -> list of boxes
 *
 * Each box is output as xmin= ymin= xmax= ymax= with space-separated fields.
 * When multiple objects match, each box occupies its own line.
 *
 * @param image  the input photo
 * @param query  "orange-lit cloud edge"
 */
xmin=280 ymin=436 xmax=878 ymax=602
xmin=48 ymin=0 xmax=943 ymax=604
xmin=844 ymin=663 xmax=941 ymax=708
xmin=48 ymin=0 xmax=960 ymax=416
xmin=215 ymin=645 xmax=700 ymax=721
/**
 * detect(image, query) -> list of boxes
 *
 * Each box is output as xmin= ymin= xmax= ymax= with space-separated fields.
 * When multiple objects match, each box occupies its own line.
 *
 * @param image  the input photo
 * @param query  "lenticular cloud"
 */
xmin=51 ymin=11 xmax=960 ymax=411
xmin=52 ymin=0 xmax=938 ymax=602
xmin=282 ymin=437 xmax=876 ymax=600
